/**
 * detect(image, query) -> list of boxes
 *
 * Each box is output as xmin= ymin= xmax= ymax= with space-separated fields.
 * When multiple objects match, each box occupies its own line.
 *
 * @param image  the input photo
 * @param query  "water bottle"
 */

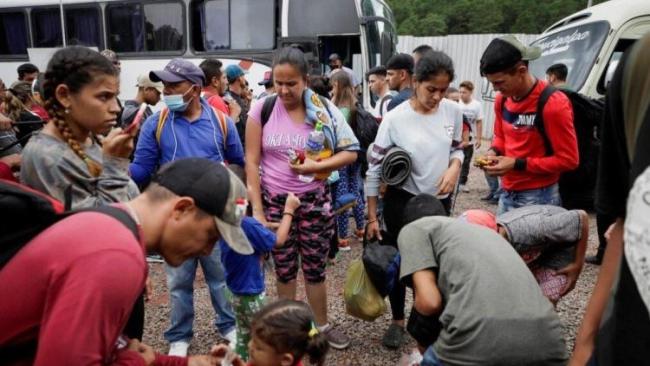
xmin=299 ymin=122 xmax=325 ymax=182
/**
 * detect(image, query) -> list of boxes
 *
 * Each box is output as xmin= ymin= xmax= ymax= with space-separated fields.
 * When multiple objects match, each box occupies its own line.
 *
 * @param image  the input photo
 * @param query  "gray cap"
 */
xmin=150 ymin=58 xmax=206 ymax=86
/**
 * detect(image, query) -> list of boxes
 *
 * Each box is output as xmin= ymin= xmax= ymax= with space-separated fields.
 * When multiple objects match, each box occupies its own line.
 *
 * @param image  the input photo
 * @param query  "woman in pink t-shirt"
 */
xmin=245 ymin=46 xmax=359 ymax=350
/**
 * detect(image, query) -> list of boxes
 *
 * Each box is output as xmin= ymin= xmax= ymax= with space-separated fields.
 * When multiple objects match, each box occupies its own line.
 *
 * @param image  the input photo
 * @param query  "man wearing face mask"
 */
xmin=129 ymin=58 xmax=245 ymax=357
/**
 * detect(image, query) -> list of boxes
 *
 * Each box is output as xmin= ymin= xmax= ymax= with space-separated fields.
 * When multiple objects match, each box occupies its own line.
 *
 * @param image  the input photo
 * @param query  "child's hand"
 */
xmin=285 ymin=192 xmax=301 ymax=213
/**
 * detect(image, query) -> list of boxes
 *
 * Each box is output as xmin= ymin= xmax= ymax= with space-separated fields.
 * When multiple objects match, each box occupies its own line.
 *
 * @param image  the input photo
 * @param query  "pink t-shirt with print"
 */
xmin=249 ymin=97 xmax=323 ymax=194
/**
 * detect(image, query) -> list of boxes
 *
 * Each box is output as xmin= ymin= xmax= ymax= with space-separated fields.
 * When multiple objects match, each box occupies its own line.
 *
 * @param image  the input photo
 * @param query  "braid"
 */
xmin=42 ymin=46 xmax=116 ymax=178
xmin=46 ymin=101 xmax=103 ymax=177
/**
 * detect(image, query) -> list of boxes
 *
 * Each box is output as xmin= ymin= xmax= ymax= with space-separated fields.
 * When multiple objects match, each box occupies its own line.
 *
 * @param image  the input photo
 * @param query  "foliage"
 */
xmin=386 ymin=0 xmax=609 ymax=35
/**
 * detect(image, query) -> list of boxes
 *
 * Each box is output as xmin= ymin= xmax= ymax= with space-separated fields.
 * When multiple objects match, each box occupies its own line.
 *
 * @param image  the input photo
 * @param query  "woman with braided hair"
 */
xmin=20 ymin=46 xmax=139 ymax=209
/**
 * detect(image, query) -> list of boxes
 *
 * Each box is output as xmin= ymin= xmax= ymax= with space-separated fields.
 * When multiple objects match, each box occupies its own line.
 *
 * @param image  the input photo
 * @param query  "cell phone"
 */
xmin=123 ymin=103 xmax=147 ymax=135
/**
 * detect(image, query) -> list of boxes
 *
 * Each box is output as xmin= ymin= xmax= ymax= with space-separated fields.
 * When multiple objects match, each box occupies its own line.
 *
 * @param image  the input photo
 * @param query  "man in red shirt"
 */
xmin=0 ymin=158 xmax=253 ymax=365
xmin=479 ymin=35 xmax=579 ymax=215
xmin=199 ymin=58 xmax=241 ymax=122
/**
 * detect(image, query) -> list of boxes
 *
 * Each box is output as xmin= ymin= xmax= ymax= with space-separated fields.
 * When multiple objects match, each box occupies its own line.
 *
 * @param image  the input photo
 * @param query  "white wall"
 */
xmin=397 ymin=34 xmax=539 ymax=139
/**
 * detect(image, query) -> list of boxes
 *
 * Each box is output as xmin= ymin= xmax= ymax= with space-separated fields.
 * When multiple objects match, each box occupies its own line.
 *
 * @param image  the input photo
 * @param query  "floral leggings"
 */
xmin=263 ymin=186 xmax=335 ymax=284
xmin=336 ymin=161 xmax=365 ymax=238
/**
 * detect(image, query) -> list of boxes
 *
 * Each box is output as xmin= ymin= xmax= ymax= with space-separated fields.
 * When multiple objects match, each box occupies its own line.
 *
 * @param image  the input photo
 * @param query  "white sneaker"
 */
xmin=223 ymin=329 xmax=237 ymax=348
xmin=460 ymin=185 xmax=470 ymax=193
xmin=168 ymin=340 xmax=190 ymax=356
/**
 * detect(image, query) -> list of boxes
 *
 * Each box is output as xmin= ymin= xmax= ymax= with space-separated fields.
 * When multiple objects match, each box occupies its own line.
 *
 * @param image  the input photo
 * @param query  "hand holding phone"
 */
xmin=123 ymin=103 xmax=148 ymax=135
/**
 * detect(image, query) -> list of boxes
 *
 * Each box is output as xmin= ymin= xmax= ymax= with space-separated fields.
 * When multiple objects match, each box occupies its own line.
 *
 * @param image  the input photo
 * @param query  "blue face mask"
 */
xmin=163 ymin=86 xmax=195 ymax=112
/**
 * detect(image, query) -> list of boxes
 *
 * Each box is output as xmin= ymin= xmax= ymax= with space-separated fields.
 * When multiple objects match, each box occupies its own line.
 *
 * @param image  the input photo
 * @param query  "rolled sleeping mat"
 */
xmin=380 ymin=146 xmax=412 ymax=187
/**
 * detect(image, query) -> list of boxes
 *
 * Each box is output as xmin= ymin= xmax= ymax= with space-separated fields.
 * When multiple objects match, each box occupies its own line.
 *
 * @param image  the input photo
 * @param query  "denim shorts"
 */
xmin=497 ymin=183 xmax=561 ymax=216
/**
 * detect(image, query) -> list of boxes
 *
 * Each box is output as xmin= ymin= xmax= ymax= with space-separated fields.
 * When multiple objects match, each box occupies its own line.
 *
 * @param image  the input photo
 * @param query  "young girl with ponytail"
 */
xmin=247 ymin=300 xmax=329 ymax=366
xmin=20 ymin=46 xmax=139 ymax=208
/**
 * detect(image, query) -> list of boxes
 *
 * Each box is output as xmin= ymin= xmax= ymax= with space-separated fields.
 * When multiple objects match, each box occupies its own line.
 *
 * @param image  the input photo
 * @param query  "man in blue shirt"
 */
xmin=130 ymin=58 xmax=245 ymax=356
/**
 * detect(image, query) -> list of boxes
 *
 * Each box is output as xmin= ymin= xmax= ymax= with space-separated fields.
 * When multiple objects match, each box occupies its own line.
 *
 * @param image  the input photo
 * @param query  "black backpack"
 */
xmin=501 ymin=85 xmax=604 ymax=210
xmin=0 ymin=180 xmax=139 ymax=269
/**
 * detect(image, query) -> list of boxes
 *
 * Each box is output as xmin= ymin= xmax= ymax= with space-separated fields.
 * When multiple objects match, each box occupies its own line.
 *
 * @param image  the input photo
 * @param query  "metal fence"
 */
xmin=397 ymin=34 xmax=539 ymax=139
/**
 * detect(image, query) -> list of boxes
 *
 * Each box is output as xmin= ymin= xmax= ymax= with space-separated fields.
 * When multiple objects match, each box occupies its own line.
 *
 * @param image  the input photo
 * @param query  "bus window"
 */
xmin=0 ymin=11 xmax=29 ymax=56
xmin=32 ymin=8 xmax=63 ymax=48
xmin=143 ymin=3 xmax=184 ymax=52
xmin=107 ymin=1 xmax=184 ymax=54
xmin=65 ymin=7 xmax=102 ymax=48
xmin=231 ymin=0 xmax=274 ymax=49
xmin=107 ymin=3 xmax=144 ymax=52
xmin=191 ymin=0 xmax=274 ymax=52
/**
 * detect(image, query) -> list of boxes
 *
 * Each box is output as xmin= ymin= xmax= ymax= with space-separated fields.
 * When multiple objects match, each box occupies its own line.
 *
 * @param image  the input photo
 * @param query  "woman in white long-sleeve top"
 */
xmin=364 ymin=50 xmax=464 ymax=350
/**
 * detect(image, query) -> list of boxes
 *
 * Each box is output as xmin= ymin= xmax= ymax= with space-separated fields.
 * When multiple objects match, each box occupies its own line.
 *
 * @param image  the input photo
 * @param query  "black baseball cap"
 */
xmin=402 ymin=194 xmax=447 ymax=227
xmin=386 ymin=53 xmax=414 ymax=75
xmin=152 ymin=158 xmax=253 ymax=255
xmin=480 ymin=35 xmax=541 ymax=76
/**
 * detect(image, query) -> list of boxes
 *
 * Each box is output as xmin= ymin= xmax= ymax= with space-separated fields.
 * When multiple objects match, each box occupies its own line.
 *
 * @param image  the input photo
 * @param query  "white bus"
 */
xmin=0 ymin=0 xmax=397 ymax=105
xmin=481 ymin=0 xmax=650 ymax=101
xmin=528 ymin=0 xmax=650 ymax=98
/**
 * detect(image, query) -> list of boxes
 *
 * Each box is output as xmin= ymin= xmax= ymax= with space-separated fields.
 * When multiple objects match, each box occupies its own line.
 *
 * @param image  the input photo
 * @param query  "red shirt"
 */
xmin=0 ymin=211 xmax=185 ymax=366
xmin=491 ymin=80 xmax=579 ymax=191
xmin=31 ymin=105 xmax=49 ymax=121
xmin=202 ymin=88 xmax=230 ymax=115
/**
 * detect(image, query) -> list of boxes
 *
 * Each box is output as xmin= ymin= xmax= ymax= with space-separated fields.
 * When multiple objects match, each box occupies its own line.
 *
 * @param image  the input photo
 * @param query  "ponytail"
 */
xmin=304 ymin=328 xmax=328 ymax=365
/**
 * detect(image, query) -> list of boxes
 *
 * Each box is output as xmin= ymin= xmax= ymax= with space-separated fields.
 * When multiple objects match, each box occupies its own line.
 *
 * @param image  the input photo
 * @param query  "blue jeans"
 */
xmin=163 ymin=245 xmax=235 ymax=343
xmin=497 ymin=183 xmax=561 ymax=216
xmin=484 ymin=172 xmax=502 ymax=199
xmin=421 ymin=346 xmax=445 ymax=366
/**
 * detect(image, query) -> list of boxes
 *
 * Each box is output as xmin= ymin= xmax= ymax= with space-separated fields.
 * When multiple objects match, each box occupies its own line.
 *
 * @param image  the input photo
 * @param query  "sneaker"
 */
xmin=480 ymin=193 xmax=494 ymax=201
xmin=382 ymin=323 xmax=406 ymax=349
xmin=323 ymin=325 xmax=350 ymax=349
xmin=223 ymin=329 xmax=237 ymax=347
xmin=168 ymin=341 xmax=190 ymax=356
xmin=460 ymin=185 xmax=470 ymax=193
xmin=338 ymin=239 xmax=351 ymax=251
xmin=146 ymin=254 xmax=164 ymax=263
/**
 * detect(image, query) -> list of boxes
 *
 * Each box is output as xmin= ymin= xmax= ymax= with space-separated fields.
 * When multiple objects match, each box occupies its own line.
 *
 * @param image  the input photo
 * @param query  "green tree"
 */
xmin=386 ymin=0 xmax=609 ymax=35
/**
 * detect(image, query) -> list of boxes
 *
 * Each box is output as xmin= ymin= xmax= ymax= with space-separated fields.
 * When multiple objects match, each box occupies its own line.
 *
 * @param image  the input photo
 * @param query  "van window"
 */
xmin=530 ymin=21 xmax=609 ymax=92
xmin=107 ymin=1 xmax=184 ymax=54
xmin=65 ymin=7 xmax=102 ymax=48
xmin=0 ymin=12 xmax=29 ymax=56
xmin=32 ymin=8 xmax=63 ymax=48
xmin=191 ymin=0 xmax=274 ymax=51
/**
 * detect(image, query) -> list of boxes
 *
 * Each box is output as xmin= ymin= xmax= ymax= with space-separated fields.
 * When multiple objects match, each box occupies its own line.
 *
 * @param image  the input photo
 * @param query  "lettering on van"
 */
xmin=538 ymin=30 xmax=590 ymax=57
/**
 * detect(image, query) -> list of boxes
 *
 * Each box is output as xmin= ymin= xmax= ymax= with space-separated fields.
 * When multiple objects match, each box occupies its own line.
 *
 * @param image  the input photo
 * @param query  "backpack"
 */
xmin=0 ymin=180 xmax=139 ymax=269
xmin=155 ymin=106 xmax=229 ymax=149
xmin=351 ymin=103 xmax=379 ymax=177
xmin=500 ymin=85 xmax=604 ymax=210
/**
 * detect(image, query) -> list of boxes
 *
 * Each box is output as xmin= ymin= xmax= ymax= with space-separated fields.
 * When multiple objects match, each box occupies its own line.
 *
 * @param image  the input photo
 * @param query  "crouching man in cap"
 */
xmin=398 ymin=194 xmax=568 ymax=366
xmin=0 ymin=158 xmax=253 ymax=365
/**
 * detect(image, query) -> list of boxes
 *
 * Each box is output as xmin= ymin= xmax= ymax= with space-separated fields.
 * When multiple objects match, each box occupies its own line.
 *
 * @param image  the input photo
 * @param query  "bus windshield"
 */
xmin=362 ymin=0 xmax=397 ymax=68
xmin=530 ymin=21 xmax=610 ymax=91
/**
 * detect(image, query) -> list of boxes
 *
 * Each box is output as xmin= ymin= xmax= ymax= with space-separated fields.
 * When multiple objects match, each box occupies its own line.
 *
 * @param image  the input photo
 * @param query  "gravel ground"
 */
xmin=143 ymin=154 xmax=600 ymax=364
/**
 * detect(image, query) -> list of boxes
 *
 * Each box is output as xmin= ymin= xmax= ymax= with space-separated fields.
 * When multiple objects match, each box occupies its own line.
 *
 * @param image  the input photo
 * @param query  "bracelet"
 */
xmin=367 ymin=219 xmax=377 ymax=225
xmin=283 ymin=212 xmax=294 ymax=217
